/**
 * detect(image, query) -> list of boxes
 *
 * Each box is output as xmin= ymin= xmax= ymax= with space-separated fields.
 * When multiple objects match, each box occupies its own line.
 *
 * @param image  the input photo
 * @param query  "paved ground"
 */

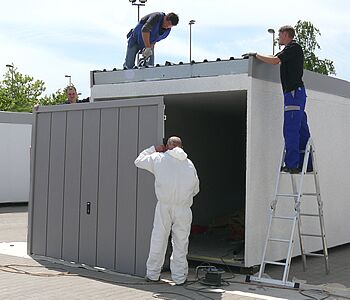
xmin=0 ymin=204 xmax=349 ymax=300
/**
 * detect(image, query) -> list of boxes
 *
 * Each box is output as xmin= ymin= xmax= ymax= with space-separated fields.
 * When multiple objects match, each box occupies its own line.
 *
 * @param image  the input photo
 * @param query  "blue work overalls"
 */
xmin=283 ymin=86 xmax=312 ymax=169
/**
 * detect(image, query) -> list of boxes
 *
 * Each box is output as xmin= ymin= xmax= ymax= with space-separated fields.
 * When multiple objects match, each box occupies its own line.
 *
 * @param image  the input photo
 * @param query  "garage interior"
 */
xmin=164 ymin=90 xmax=247 ymax=266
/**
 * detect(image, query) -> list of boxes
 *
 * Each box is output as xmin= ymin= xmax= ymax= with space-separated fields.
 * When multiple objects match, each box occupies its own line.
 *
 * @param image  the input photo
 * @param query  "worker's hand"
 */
xmin=242 ymin=52 xmax=257 ymax=59
xmin=142 ymin=47 xmax=153 ymax=59
xmin=155 ymin=145 xmax=167 ymax=152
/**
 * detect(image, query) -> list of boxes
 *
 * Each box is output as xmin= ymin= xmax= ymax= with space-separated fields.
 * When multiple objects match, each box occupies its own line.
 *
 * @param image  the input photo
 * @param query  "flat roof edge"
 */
xmin=92 ymin=59 xmax=249 ymax=86
xmin=0 ymin=111 xmax=33 ymax=124
xmin=250 ymin=59 xmax=350 ymax=99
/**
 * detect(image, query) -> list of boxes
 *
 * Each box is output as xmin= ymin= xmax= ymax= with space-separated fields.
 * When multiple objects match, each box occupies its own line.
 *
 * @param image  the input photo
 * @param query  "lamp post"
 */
xmin=129 ymin=0 xmax=147 ymax=22
xmin=267 ymin=28 xmax=275 ymax=55
xmin=65 ymin=75 xmax=72 ymax=86
xmin=129 ymin=0 xmax=147 ymax=66
xmin=189 ymin=20 xmax=196 ymax=63
xmin=6 ymin=63 xmax=14 ymax=101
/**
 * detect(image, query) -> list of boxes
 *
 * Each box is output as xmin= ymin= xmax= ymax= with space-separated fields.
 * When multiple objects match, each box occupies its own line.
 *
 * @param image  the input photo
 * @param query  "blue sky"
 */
xmin=1 ymin=0 xmax=349 ymax=98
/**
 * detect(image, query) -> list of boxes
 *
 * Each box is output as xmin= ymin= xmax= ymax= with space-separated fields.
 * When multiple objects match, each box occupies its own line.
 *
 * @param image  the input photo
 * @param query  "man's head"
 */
xmin=167 ymin=136 xmax=182 ymax=150
xmin=162 ymin=13 xmax=179 ymax=29
xmin=66 ymin=86 xmax=78 ymax=103
xmin=278 ymin=25 xmax=295 ymax=46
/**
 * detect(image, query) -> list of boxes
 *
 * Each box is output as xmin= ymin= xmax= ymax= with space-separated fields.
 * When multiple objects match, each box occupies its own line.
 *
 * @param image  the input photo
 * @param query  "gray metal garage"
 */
xmin=28 ymin=57 xmax=350 ymax=277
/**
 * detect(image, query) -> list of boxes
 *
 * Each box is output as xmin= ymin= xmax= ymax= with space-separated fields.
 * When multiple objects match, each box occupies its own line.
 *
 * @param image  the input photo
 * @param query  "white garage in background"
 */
xmin=0 ymin=111 xmax=32 ymax=203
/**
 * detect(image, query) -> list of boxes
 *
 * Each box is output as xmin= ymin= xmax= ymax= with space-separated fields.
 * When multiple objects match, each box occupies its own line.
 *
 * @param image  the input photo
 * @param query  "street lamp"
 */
xmin=267 ymin=28 xmax=275 ymax=55
xmin=189 ymin=20 xmax=196 ymax=63
xmin=129 ymin=0 xmax=147 ymax=66
xmin=5 ymin=63 xmax=14 ymax=100
xmin=129 ymin=0 xmax=147 ymax=22
xmin=65 ymin=75 xmax=72 ymax=86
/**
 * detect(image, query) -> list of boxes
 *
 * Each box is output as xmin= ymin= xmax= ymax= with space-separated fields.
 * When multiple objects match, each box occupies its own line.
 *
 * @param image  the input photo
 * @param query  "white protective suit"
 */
xmin=134 ymin=145 xmax=199 ymax=284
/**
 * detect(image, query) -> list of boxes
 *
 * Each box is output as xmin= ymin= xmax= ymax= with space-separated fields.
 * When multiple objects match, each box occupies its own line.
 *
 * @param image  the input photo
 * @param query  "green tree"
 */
xmin=295 ymin=20 xmax=336 ymax=76
xmin=0 ymin=65 xmax=67 ymax=112
xmin=39 ymin=89 xmax=67 ymax=107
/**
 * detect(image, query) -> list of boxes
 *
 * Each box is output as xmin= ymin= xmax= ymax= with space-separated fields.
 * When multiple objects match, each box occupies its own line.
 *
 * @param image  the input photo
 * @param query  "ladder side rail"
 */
xmin=258 ymin=145 xmax=286 ymax=278
xmin=258 ymin=211 xmax=275 ymax=279
xmin=291 ymin=174 xmax=307 ymax=271
xmin=281 ymin=215 xmax=298 ymax=282
xmin=310 ymin=140 xmax=330 ymax=274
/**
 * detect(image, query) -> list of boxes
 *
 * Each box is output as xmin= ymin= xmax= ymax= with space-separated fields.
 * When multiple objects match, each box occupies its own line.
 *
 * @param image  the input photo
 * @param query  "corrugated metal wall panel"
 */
xmin=29 ymin=98 xmax=164 ymax=276
xmin=62 ymin=110 xmax=83 ymax=262
xmin=31 ymin=113 xmax=51 ymax=255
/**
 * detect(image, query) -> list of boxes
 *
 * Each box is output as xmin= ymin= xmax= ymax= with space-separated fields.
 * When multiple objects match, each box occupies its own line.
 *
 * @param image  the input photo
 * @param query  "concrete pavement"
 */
xmin=0 ymin=204 xmax=349 ymax=300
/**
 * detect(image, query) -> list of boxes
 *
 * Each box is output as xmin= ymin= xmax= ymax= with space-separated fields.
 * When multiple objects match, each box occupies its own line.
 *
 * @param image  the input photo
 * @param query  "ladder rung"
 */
xmin=300 ymin=233 xmax=323 ymax=238
xmin=264 ymin=261 xmax=286 ymax=266
xmin=246 ymin=276 xmax=299 ymax=288
xmin=269 ymin=238 xmax=290 ymax=243
xmin=303 ymin=193 xmax=318 ymax=196
xmin=280 ymin=171 xmax=315 ymax=176
xmin=304 ymin=253 xmax=325 ymax=257
xmin=300 ymin=213 xmax=319 ymax=217
xmin=273 ymin=215 xmax=295 ymax=220
xmin=276 ymin=193 xmax=299 ymax=198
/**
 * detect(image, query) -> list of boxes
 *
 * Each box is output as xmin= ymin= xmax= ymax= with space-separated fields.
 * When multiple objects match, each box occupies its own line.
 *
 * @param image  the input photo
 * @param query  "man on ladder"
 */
xmin=243 ymin=25 xmax=329 ymax=287
xmin=243 ymin=25 xmax=312 ymax=174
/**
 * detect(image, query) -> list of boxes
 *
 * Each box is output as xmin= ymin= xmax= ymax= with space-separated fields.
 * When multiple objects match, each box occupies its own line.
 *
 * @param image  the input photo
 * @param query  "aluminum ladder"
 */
xmin=246 ymin=138 xmax=329 ymax=288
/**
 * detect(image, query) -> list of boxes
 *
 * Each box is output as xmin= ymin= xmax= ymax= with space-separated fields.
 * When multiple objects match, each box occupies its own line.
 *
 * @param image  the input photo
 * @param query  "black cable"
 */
xmin=299 ymin=289 xmax=330 ymax=300
xmin=0 ymin=264 xmax=75 ymax=277
xmin=6 ymin=263 xmax=348 ymax=300
xmin=219 ymin=248 xmax=238 ymax=275
xmin=152 ymin=292 xmax=196 ymax=300
xmin=183 ymin=280 xmax=221 ymax=300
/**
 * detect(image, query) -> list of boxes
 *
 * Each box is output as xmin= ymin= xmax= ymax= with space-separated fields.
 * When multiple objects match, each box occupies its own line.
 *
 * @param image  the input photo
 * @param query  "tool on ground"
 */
xmin=196 ymin=265 xmax=225 ymax=287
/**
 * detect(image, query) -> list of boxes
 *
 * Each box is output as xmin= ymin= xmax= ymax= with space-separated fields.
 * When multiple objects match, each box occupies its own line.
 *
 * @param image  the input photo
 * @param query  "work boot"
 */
xmin=281 ymin=166 xmax=300 ymax=174
xmin=298 ymin=166 xmax=314 ymax=173
xmin=145 ymin=276 xmax=160 ymax=283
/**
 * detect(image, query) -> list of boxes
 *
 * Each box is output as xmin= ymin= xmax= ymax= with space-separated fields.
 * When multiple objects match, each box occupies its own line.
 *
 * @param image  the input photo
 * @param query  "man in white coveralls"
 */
xmin=134 ymin=136 xmax=200 ymax=285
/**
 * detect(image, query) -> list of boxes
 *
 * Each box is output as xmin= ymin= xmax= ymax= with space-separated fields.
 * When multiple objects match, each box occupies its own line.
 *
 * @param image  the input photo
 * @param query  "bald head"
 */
xmin=167 ymin=136 xmax=182 ymax=150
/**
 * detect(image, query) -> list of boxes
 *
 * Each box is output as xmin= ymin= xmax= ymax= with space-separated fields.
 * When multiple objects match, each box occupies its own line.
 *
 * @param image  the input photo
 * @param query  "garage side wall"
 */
xmin=246 ymin=75 xmax=350 ymax=267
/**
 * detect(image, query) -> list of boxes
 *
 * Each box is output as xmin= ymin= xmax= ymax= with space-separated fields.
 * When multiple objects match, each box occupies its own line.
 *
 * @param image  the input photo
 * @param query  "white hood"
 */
xmin=135 ymin=145 xmax=199 ymax=206
xmin=167 ymin=147 xmax=188 ymax=161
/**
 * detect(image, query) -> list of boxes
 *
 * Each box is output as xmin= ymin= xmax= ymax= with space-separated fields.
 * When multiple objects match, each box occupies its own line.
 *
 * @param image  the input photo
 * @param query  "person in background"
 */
xmin=64 ymin=86 xmax=89 ymax=104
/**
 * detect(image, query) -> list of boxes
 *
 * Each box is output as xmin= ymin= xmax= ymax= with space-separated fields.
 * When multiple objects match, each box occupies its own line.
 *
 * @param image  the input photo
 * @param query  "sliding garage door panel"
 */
xmin=135 ymin=105 xmax=160 ymax=276
xmin=31 ymin=113 xmax=51 ymax=255
xmin=115 ymin=107 xmax=138 ymax=274
xmin=79 ymin=109 xmax=100 ymax=266
xmin=96 ymin=108 xmax=119 ymax=269
xmin=46 ymin=112 xmax=66 ymax=258
xmin=62 ymin=110 xmax=83 ymax=262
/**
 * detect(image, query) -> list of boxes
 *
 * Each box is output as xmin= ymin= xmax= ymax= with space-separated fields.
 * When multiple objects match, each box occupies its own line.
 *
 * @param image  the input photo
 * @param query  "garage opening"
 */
xmin=164 ymin=90 xmax=247 ymax=266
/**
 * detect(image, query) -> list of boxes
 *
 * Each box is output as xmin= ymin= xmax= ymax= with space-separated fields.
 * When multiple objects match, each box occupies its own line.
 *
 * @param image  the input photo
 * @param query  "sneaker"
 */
xmin=281 ymin=166 xmax=300 ymax=174
xmin=145 ymin=276 xmax=160 ymax=283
